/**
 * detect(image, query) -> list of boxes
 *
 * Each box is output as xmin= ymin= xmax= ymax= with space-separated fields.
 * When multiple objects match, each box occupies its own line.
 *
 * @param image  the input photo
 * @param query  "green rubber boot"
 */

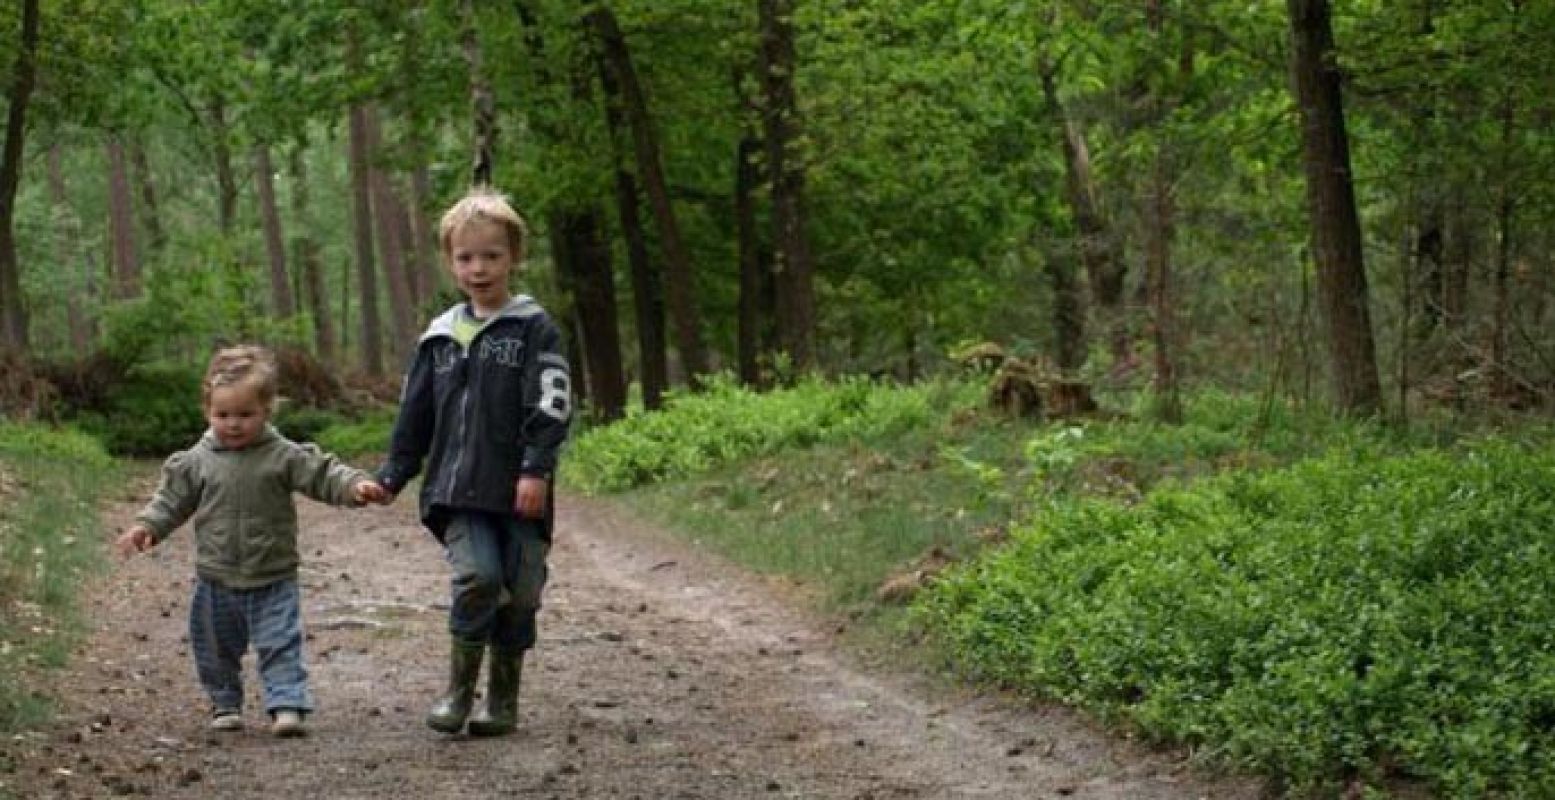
xmin=426 ymin=639 xmax=484 ymax=733
xmin=466 ymin=649 xmax=524 ymax=737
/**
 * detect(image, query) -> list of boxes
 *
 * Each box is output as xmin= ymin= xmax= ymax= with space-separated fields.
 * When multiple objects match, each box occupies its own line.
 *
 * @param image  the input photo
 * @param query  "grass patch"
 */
xmin=0 ymin=423 xmax=116 ymax=731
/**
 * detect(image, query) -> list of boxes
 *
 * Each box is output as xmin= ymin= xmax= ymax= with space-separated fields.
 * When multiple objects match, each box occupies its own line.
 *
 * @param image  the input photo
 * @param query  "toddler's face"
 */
xmin=205 ymin=383 xmax=270 ymax=450
xmin=447 ymin=219 xmax=516 ymax=314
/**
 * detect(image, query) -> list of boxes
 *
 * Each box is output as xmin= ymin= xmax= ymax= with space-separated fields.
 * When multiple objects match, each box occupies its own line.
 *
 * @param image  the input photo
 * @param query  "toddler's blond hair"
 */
xmin=203 ymin=345 xmax=279 ymax=411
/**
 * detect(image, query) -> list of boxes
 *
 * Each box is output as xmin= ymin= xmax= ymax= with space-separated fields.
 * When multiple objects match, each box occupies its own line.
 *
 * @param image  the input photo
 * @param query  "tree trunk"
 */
xmin=347 ymin=98 xmax=384 ymax=375
xmin=254 ymin=144 xmax=295 ymax=318
xmin=365 ymin=106 xmax=414 ymax=360
xmin=758 ymin=0 xmax=818 ymax=374
xmin=595 ymin=26 xmax=667 ymax=410
xmin=209 ymin=97 xmax=238 ymax=234
xmin=1490 ymin=93 xmax=1516 ymax=401
xmin=1287 ymin=0 xmax=1381 ymax=416
xmin=1045 ymin=244 xmax=1086 ymax=373
xmin=559 ymin=209 xmax=626 ymax=421
xmin=1144 ymin=2 xmax=1183 ymax=423
xmin=735 ymin=130 xmax=765 ymax=389
xmin=0 ymin=0 xmax=38 ymax=351
xmin=1038 ymin=55 xmax=1127 ymax=368
xmin=460 ymin=0 xmax=497 ymax=187
xmin=47 ymin=146 xmax=93 ymax=351
xmin=589 ymin=5 xmax=709 ymax=384
xmin=128 ymin=141 xmax=165 ymax=254
xmin=106 ymin=135 xmax=141 ymax=300
xmin=289 ymin=143 xmax=336 ymax=364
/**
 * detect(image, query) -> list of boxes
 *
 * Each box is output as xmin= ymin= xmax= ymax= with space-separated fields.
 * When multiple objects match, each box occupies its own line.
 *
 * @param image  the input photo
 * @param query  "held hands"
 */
xmin=514 ymin=475 xmax=548 ymax=519
xmin=114 ymin=525 xmax=155 ymax=558
xmin=353 ymin=479 xmax=392 ymax=506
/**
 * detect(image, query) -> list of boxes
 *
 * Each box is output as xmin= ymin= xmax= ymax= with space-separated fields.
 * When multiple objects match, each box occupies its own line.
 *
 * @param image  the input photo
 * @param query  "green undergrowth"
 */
xmin=0 ymin=423 xmax=116 ymax=734
xmin=567 ymin=377 xmax=1554 ymax=796
xmin=914 ymin=440 xmax=1555 ymax=797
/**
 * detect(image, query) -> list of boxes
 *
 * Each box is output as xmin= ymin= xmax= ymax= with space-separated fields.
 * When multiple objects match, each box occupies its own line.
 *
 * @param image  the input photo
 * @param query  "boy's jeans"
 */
xmin=443 ymin=511 xmax=550 ymax=651
xmin=189 ymin=577 xmax=312 ymax=715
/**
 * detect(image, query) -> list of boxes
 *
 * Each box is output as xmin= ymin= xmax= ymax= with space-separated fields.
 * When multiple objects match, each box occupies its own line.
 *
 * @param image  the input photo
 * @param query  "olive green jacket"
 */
xmin=135 ymin=426 xmax=369 ymax=589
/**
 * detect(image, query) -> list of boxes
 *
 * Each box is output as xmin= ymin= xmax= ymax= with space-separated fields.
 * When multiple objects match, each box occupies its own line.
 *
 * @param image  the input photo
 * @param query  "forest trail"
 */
xmin=2 ymin=478 xmax=1262 ymax=799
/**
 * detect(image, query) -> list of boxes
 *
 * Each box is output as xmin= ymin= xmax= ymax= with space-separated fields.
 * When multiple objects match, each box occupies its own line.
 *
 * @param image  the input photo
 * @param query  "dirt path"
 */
xmin=2 ymin=483 xmax=1263 ymax=799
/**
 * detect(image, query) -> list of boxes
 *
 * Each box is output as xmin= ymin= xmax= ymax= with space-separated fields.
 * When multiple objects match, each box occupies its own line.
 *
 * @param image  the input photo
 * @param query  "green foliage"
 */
xmin=71 ymin=361 xmax=203 ymax=457
xmin=560 ymin=375 xmax=980 ymax=493
xmin=0 ymin=424 xmax=115 ymax=731
xmin=914 ymin=440 xmax=1555 ymax=796
xmin=273 ymin=404 xmax=346 ymax=445
xmin=311 ymin=407 xmax=396 ymax=461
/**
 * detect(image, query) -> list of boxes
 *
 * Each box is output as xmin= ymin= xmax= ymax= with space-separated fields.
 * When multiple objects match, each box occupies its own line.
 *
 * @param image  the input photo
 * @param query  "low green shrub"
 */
xmin=312 ymin=407 xmax=396 ymax=461
xmin=71 ymin=361 xmax=203 ymax=456
xmin=561 ymin=375 xmax=978 ymax=492
xmin=915 ymin=440 xmax=1555 ymax=796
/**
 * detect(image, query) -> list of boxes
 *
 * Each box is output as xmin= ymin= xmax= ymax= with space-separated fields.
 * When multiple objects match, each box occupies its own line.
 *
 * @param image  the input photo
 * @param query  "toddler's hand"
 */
xmin=515 ymin=475 xmax=548 ymax=518
xmin=354 ymin=479 xmax=390 ymax=505
xmin=114 ymin=526 xmax=154 ymax=558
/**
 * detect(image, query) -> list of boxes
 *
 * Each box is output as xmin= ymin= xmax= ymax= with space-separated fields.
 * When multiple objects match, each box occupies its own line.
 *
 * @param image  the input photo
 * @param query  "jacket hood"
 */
xmin=199 ymin=424 xmax=281 ymax=452
xmin=420 ymin=295 xmax=543 ymax=343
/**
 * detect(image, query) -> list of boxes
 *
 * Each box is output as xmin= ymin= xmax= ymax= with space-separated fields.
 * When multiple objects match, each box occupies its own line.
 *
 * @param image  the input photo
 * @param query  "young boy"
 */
xmin=376 ymin=189 xmax=572 ymax=736
xmin=116 ymin=345 xmax=388 ymax=737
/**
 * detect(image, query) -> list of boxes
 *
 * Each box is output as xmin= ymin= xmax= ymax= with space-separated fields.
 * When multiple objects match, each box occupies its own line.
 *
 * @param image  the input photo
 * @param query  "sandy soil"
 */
xmin=0 ymin=479 xmax=1265 ymax=799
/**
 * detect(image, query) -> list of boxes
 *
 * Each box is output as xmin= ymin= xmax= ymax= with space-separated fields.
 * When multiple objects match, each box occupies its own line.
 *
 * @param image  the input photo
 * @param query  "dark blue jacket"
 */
xmin=378 ymin=296 xmax=572 ymax=539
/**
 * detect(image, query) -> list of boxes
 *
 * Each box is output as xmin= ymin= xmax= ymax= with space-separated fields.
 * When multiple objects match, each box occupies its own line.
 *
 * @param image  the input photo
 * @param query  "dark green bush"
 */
xmin=72 ymin=362 xmax=203 ymax=456
xmin=915 ymin=441 xmax=1555 ymax=796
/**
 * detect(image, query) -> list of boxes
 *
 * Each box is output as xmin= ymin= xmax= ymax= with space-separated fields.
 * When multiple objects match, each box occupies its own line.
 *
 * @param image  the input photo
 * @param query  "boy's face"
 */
xmin=447 ymin=219 xmax=516 ymax=315
xmin=205 ymin=383 xmax=270 ymax=450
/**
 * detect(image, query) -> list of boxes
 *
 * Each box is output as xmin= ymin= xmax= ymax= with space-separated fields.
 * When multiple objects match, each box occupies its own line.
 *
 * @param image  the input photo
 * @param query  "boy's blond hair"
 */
xmin=438 ymin=189 xmax=529 ymax=263
xmin=203 ymin=345 xmax=280 ymax=411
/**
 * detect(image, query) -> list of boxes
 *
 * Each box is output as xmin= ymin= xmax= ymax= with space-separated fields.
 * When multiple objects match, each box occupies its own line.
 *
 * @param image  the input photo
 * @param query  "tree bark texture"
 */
xmin=595 ymin=24 xmax=667 ymax=410
xmin=348 ymin=99 xmax=384 ymax=376
xmin=209 ymin=97 xmax=238 ymax=234
xmin=0 ymin=0 xmax=39 ymax=350
xmin=128 ymin=141 xmax=165 ymax=253
xmin=558 ymin=209 xmax=627 ymax=421
xmin=590 ymin=5 xmax=709 ymax=384
xmin=1287 ymin=0 xmax=1382 ymax=415
xmin=106 ymin=135 xmax=141 ymax=300
xmin=758 ymin=0 xmax=818 ymax=374
xmin=254 ymin=145 xmax=295 ymax=318
xmin=460 ymin=0 xmax=497 ymax=187
xmin=289 ymin=143 xmax=336 ymax=364
xmin=365 ymin=106 xmax=415 ymax=361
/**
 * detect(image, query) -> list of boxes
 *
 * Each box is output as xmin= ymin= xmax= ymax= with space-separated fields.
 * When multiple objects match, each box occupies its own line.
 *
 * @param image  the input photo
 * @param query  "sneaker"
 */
xmin=209 ymin=710 xmax=243 ymax=731
xmin=270 ymin=709 xmax=306 ymax=738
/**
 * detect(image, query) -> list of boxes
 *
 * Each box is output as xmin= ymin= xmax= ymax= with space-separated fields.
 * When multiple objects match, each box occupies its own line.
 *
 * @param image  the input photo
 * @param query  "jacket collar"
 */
xmin=199 ymin=424 xmax=280 ymax=452
xmin=420 ymin=295 xmax=541 ymax=342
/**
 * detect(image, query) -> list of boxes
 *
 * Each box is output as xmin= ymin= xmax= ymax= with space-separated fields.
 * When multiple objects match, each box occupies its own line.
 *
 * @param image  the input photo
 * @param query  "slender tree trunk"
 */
xmin=106 ymin=134 xmax=141 ymax=300
xmin=546 ymin=216 xmax=591 ymax=411
xmin=735 ymin=130 xmax=764 ymax=388
xmin=1145 ymin=1 xmax=1183 ymax=422
xmin=758 ymin=0 xmax=818 ymax=373
xmin=1491 ymin=93 xmax=1516 ymax=401
xmin=0 ymin=0 xmax=38 ymax=351
xmin=460 ymin=0 xmax=497 ymax=187
xmin=254 ymin=144 xmax=295 ymax=318
xmin=365 ymin=106 xmax=414 ymax=359
xmin=1287 ymin=0 xmax=1381 ymax=416
xmin=590 ymin=5 xmax=708 ymax=384
xmin=347 ymin=99 xmax=384 ymax=375
xmin=128 ymin=141 xmax=165 ymax=254
xmin=559 ymin=209 xmax=626 ymax=421
xmin=1038 ymin=56 xmax=1128 ymax=368
xmin=1045 ymin=244 xmax=1086 ymax=372
xmin=47 ymin=146 xmax=92 ymax=351
xmin=596 ymin=27 xmax=667 ymax=409
xmin=289 ymin=143 xmax=336 ymax=364
xmin=209 ymin=97 xmax=238 ymax=234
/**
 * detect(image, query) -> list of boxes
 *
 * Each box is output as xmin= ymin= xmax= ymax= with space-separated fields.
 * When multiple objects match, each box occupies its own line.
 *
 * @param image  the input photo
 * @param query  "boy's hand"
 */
xmin=115 ymin=525 xmax=154 ymax=558
xmin=515 ymin=475 xmax=548 ymax=518
xmin=353 ymin=479 xmax=391 ymax=505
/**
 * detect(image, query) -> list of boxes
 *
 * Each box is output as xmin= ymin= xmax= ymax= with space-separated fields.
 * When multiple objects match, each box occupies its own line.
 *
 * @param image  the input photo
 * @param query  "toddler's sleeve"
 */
xmin=135 ymin=452 xmax=201 ymax=542
xmin=289 ymin=443 xmax=371 ymax=507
